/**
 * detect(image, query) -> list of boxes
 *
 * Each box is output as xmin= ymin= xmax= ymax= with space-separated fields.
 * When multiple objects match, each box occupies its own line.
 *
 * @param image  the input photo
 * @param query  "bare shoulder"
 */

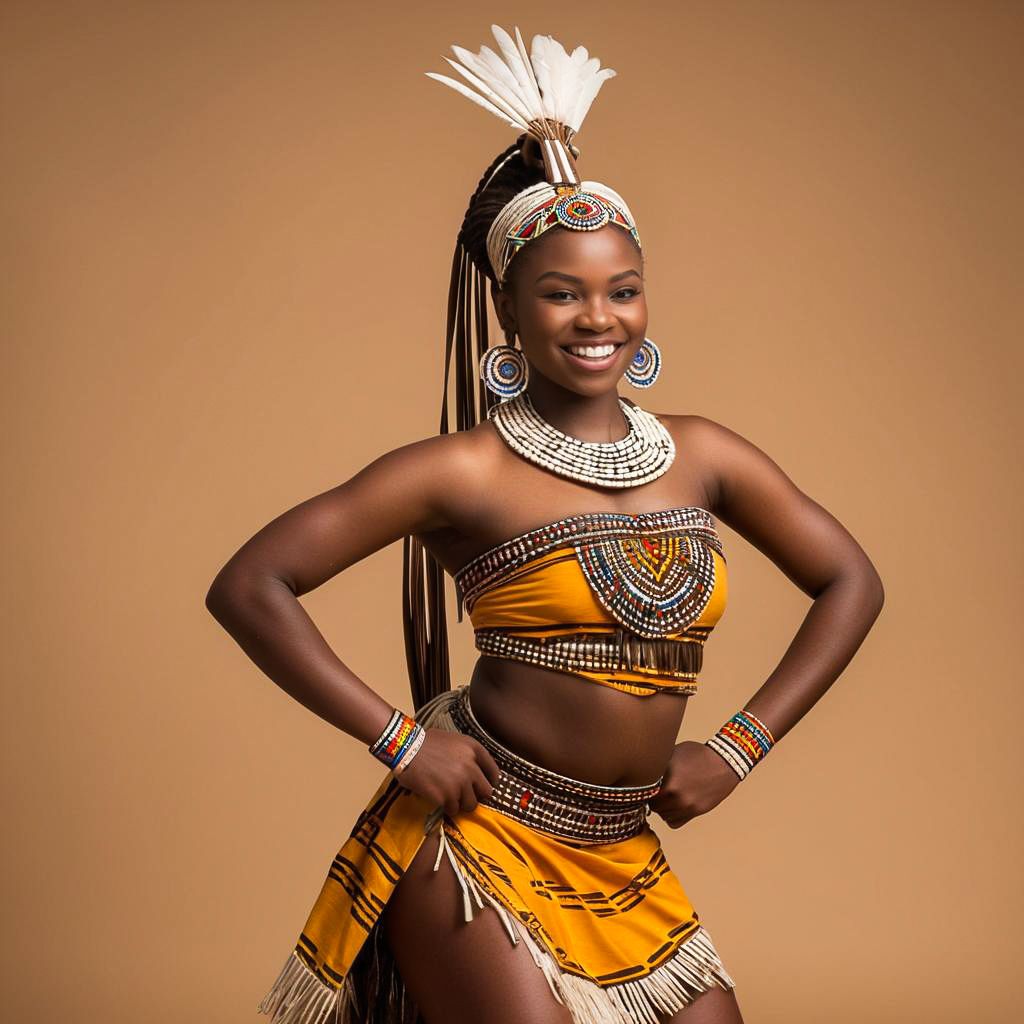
xmin=649 ymin=411 xmax=739 ymax=512
xmin=655 ymin=411 xmax=883 ymax=597
xmin=375 ymin=418 xmax=507 ymax=527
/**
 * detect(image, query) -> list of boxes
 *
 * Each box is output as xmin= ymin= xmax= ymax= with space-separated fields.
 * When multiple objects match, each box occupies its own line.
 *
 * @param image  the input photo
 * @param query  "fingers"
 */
xmin=471 ymin=741 xmax=502 ymax=787
xmin=471 ymin=768 xmax=494 ymax=805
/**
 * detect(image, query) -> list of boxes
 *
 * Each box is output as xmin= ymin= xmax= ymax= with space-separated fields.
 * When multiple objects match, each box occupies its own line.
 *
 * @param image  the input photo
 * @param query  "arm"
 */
xmin=204 ymin=431 xmax=500 ymax=813
xmin=649 ymin=416 xmax=885 ymax=827
xmin=709 ymin=417 xmax=885 ymax=741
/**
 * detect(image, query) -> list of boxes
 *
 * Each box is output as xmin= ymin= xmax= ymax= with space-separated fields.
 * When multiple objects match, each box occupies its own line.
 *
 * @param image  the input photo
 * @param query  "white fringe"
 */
xmin=257 ymin=685 xmax=736 ymax=1024
xmin=436 ymin=831 xmax=736 ymax=1024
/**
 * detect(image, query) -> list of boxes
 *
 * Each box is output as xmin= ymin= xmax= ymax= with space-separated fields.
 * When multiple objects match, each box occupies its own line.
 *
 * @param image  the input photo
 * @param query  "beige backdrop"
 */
xmin=3 ymin=2 xmax=1021 ymax=1021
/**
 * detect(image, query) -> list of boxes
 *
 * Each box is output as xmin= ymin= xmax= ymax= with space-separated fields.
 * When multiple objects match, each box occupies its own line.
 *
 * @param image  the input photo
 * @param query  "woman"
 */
xmin=206 ymin=27 xmax=884 ymax=1024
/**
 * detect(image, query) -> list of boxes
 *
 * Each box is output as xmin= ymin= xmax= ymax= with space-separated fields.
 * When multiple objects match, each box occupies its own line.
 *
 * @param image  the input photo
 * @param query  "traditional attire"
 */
xmin=257 ymin=24 xmax=743 ymax=1024
xmin=258 ymin=509 xmax=735 ymax=1024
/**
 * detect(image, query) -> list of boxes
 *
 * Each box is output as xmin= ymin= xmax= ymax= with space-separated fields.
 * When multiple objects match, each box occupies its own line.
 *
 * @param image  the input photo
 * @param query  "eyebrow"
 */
xmin=534 ymin=269 xmax=642 ymax=286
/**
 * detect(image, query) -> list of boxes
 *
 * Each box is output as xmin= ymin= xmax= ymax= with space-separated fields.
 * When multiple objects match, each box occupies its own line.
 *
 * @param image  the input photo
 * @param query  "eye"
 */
xmin=546 ymin=290 xmax=577 ymax=301
xmin=613 ymin=287 xmax=640 ymax=300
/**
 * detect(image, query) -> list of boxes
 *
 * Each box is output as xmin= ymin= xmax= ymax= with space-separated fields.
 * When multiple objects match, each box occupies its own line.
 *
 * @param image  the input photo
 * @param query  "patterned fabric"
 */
xmin=257 ymin=686 xmax=735 ymax=1024
xmin=455 ymin=507 xmax=728 ymax=696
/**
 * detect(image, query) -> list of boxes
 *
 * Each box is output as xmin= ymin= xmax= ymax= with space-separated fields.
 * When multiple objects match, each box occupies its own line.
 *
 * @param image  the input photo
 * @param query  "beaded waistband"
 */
xmin=445 ymin=685 xmax=662 ymax=845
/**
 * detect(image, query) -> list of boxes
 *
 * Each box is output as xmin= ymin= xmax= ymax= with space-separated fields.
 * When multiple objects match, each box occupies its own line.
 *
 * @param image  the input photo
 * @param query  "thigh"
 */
xmin=383 ymin=827 xmax=574 ymax=1024
xmin=662 ymin=984 xmax=744 ymax=1024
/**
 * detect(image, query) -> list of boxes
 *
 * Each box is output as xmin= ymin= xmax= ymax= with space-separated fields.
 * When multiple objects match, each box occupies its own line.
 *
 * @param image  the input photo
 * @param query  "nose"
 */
xmin=574 ymin=296 xmax=615 ymax=333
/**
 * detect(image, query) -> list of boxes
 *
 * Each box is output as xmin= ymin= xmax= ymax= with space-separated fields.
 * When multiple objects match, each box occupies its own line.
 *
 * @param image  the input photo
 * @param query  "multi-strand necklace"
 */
xmin=487 ymin=391 xmax=675 ymax=487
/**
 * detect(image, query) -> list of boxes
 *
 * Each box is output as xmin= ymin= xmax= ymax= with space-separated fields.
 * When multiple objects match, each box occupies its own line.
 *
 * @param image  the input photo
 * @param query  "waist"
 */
xmin=441 ymin=684 xmax=663 ymax=845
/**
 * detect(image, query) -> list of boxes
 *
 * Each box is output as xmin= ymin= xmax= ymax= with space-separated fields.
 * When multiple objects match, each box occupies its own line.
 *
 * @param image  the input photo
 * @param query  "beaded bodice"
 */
xmin=453 ymin=507 xmax=728 ymax=697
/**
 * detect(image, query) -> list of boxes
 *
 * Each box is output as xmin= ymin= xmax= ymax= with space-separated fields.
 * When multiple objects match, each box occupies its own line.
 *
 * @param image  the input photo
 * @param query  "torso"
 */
xmin=416 ymin=411 xmax=719 ymax=788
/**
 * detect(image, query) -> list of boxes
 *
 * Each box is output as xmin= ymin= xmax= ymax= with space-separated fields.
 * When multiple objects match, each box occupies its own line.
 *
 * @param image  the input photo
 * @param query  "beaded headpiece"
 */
xmin=427 ymin=25 xmax=642 ymax=284
xmin=403 ymin=26 xmax=640 ymax=710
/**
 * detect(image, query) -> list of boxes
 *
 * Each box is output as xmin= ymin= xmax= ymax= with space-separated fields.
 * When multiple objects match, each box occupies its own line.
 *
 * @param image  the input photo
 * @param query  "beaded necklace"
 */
xmin=487 ymin=391 xmax=675 ymax=488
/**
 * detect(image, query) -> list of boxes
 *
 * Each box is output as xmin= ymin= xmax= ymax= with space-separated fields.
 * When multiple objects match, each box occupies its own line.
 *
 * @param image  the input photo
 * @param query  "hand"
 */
xmin=392 ymin=728 xmax=502 ymax=817
xmin=647 ymin=741 xmax=741 ymax=829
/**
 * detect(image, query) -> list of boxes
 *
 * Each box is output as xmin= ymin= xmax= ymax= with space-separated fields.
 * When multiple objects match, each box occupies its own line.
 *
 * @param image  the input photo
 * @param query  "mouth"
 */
xmin=559 ymin=341 xmax=627 ymax=372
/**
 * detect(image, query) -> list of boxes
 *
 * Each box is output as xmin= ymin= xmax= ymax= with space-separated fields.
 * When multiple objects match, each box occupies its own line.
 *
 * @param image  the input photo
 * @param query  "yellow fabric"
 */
xmin=443 ymin=803 xmax=703 ymax=984
xmin=468 ymin=546 xmax=728 ymax=696
xmin=293 ymin=773 xmax=702 ymax=992
xmin=469 ymin=546 xmax=728 ymax=635
xmin=258 ymin=688 xmax=736 ymax=1024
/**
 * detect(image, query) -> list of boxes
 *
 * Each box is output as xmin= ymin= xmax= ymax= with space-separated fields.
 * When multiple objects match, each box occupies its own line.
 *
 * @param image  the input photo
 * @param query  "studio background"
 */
xmin=3 ymin=2 xmax=1020 ymax=1022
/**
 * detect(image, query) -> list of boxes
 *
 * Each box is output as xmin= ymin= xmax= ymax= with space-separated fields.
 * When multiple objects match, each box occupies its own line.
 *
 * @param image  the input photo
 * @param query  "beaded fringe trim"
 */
xmin=473 ymin=628 xmax=705 ymax=689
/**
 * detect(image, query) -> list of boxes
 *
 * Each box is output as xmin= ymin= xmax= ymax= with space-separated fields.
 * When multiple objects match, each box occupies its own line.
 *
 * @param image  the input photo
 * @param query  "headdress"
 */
xmin=403 ymin=26 xmax=642 ymax=710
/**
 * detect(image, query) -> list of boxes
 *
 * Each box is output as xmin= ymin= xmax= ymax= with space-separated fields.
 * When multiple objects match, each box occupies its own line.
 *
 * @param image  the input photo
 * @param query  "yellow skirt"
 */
xmin=257 ymin=685 xmax=735 ymax=1024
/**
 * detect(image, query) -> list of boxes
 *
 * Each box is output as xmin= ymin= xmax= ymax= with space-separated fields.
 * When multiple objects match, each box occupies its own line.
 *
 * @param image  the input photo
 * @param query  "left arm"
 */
xmin=709 ymin=416 xmax=885 ymax=740
xmin=650 ymin=416 xmax=885 ymax=827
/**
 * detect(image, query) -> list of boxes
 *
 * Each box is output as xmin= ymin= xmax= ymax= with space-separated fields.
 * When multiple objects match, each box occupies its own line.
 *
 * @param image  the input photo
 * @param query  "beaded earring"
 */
xmin=480 ymin=343 xmax=528 ymax=399
xmin=624 ymin=337 xmax=662 ymax=389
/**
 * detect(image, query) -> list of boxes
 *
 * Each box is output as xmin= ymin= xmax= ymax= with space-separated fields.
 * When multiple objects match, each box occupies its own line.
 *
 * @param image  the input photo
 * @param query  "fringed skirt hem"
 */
xmin=257 ymin=920 xmax=734 ymax=1024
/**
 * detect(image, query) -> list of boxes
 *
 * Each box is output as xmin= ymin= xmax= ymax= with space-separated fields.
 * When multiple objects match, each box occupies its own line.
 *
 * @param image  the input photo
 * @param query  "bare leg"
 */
xmin=661 ymin=984 xmax=744 ymax=1024
xmin=384 ymin=828 xmax=574 ymax=1024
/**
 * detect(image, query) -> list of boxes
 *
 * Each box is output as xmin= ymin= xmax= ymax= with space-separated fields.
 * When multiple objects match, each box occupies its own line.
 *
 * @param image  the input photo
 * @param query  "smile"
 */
xmin=560 ymin=342 xmax=626 ymax=370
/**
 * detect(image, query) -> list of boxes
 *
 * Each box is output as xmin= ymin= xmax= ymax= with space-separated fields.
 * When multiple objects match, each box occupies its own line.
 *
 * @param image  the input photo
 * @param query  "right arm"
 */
xmin=204 ymin=432 xmax=500 ymax=814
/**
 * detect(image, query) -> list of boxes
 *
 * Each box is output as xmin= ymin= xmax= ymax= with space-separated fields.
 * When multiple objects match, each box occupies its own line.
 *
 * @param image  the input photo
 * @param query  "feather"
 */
xmin=424 ymin=72 xmax=528 ymax=130
xmin=442 ymin=55 xmax=528 ymax=128
xmin=426 ymin=25 xmax=616 ymax=142
xmin=514 ymin=25 xmax=549 ymax=131
xmin=451 ymin=45 xmax=530 ymax=120
xmin=489 ymin=25 xmax=546 ymax=131
xmin=529 ymin=36 xmax=556 ymax=121
xmin=570 ymin=67 xmax=616 ymax=132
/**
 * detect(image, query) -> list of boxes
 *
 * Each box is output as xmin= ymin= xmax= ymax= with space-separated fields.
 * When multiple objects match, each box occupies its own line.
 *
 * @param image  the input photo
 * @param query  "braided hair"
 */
xmin=401 ymin=139 xmax=547 ymax=712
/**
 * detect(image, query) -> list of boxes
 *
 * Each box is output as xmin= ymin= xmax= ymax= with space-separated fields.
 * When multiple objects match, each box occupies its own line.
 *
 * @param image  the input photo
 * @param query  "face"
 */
xmin=491 ymin=225 xmax=647 ymax=398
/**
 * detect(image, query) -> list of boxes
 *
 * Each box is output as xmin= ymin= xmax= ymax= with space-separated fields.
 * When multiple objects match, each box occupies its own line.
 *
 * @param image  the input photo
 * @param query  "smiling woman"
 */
xmin=497 ymin=232 xmax=646 ymax=381
xmin=208 ymin=22 xmax=884 ymax=1024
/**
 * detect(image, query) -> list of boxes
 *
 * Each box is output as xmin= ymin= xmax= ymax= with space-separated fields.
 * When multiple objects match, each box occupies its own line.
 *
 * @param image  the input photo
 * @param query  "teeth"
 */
xmin=568 ymin=344 xmax=618 ymax=358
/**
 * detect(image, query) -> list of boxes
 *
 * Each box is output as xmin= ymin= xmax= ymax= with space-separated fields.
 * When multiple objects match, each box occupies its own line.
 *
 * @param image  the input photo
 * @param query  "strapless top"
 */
xmin=453 ymin=507 xmax=727 ymax=697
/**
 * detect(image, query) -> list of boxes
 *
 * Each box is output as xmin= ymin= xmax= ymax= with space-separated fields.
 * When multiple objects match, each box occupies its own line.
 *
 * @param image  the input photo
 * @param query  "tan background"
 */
xmin=2 ymin=1 xmax=1021 ymax=1021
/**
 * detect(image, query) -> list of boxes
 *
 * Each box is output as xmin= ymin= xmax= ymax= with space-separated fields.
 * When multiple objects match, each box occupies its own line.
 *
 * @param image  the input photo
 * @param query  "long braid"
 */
xmin=401 ymin=141 xmax=546 ymax=712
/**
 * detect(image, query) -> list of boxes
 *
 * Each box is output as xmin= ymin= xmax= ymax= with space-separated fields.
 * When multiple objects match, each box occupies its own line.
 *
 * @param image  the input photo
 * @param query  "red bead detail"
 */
xmin=520 ymin=791 xmax=532 ymax=809
xmin=588 ymin=814 xmax=596 ymax=824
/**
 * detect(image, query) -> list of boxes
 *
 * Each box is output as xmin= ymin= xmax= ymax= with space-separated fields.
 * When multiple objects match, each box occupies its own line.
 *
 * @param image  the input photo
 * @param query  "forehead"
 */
xmin=510 ymin=224 xmax=642 ymax=283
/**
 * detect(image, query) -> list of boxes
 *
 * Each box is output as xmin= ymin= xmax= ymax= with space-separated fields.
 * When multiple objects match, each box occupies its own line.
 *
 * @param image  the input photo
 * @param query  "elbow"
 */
xmin=204 ymin=563 xmax=253 ymax=624
xmin=861 ymin=561 xmax=885 ymax=617
xmin=205 ymin=574 xmax=236 ymax=624
xmin=205 ymin=562 xmax=293 ymax=625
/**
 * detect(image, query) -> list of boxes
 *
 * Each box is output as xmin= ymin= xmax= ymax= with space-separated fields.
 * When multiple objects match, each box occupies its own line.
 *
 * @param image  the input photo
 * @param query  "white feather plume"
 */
xmin=426 ymin=24 xmax=616 ymax=141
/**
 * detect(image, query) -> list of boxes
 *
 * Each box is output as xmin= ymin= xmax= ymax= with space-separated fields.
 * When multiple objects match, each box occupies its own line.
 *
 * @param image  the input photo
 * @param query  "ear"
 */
xmin=490 ymin=280 xmax=517 ymax=343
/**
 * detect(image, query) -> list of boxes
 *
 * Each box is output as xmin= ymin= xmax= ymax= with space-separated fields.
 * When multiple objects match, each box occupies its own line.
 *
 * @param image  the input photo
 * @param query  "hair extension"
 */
xmin=402 ymin=140 xmax=546 ymax=712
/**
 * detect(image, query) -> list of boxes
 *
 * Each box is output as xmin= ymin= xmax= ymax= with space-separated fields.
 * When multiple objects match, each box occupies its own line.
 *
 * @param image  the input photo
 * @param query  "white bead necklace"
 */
xmin=487 ymin=392 xmax=675 ymax=487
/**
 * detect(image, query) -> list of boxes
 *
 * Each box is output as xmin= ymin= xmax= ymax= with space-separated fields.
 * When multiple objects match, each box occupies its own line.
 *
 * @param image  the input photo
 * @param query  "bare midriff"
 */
xmin=467 ymin=654 xmax=686 ymax=788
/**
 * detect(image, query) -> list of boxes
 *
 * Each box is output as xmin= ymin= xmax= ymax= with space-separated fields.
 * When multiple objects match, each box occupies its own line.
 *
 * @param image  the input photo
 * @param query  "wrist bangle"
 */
xmin=705 ymin=709 xmax=776 ymax=781
xmin=392 ymin=727 xmax=426 ymax=776
xmin=368 ymin=708 xmax=426 ymax=773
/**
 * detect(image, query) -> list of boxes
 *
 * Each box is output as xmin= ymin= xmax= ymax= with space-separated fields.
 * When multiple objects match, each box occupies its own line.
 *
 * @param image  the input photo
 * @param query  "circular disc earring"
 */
xmin=624 ymin=337 xmax=662 ymax=388
xmin=480 ymin=343 xmax=528 ymax=399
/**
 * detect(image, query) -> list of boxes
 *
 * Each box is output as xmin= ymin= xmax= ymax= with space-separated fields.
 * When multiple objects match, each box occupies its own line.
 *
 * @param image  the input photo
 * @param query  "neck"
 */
xmin=524 ymin=377 xmax=630 ymax=442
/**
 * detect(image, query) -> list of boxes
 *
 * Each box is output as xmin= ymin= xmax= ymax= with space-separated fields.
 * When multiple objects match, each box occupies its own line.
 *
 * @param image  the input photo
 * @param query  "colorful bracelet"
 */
xmin=392 ymin=727 xmax=426 ymax=776
xmin=705 ymin=709 xmax=776 ymax=781
xmin=368 ymin=708 xmax=426 ymax=775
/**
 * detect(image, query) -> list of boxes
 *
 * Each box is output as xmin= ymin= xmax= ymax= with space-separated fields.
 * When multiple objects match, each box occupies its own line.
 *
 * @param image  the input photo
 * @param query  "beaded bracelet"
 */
xmin=705 ymin=709 xmax=776 ymax=781
xmin=368 ymin=708 xmax=427 ymax=776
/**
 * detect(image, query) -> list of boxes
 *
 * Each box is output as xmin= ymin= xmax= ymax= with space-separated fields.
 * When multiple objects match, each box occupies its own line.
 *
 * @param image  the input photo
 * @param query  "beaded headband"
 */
xmin=427 ymin=24 xmax=642 ymax=284
xmin=486 ymin=179 xmax=641 ymax=285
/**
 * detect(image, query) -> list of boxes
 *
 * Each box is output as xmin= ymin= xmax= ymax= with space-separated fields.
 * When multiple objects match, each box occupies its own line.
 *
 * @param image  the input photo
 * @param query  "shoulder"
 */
xmin=364 ymin=418 xmax=507 ymax=524
xmin=390 ymin=419 xmax=506 ymax=481
xmin=649 ymin=412 xmax=753 ymax=511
